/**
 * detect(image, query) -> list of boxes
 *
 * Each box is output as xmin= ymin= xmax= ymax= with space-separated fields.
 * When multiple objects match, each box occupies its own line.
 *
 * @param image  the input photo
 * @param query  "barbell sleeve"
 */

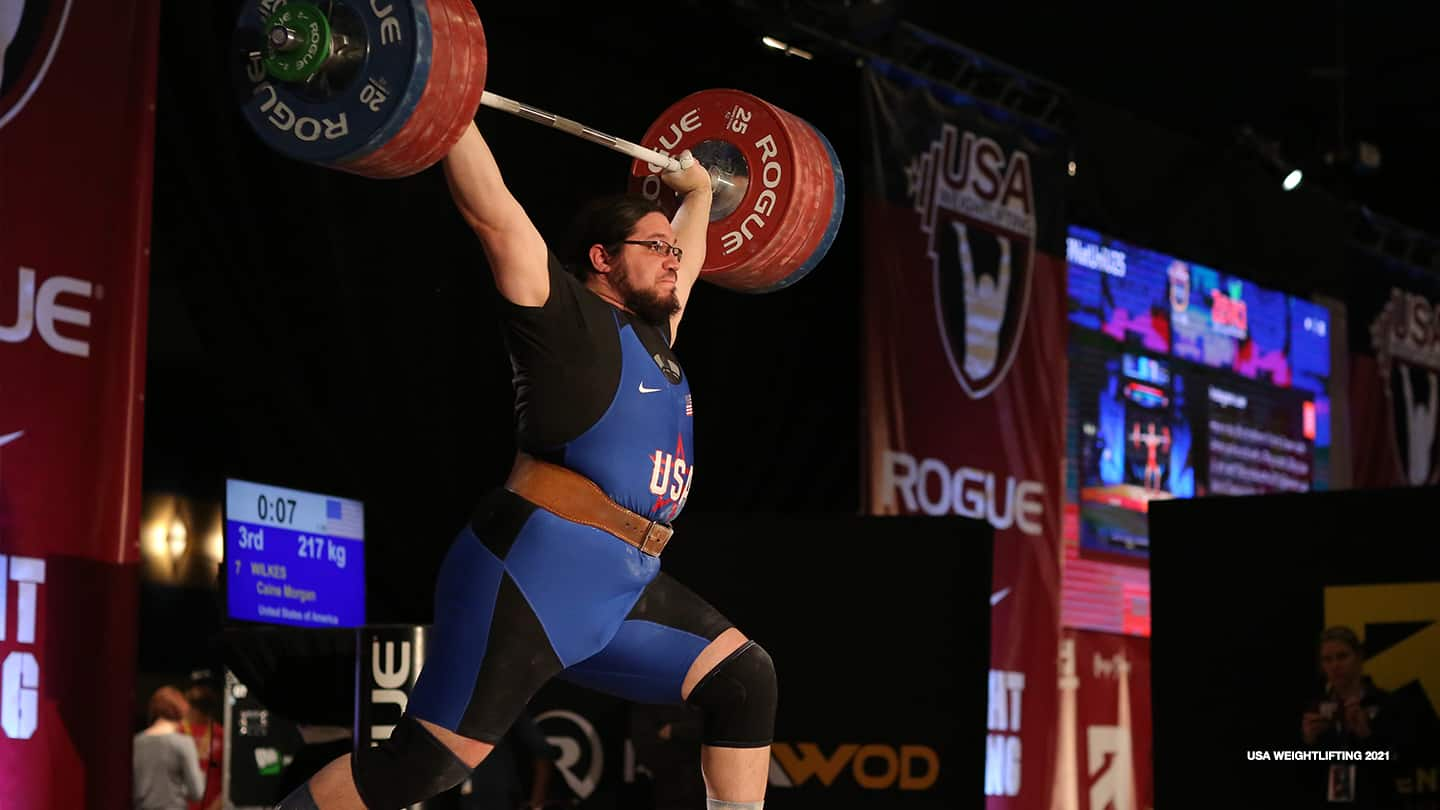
xmin=480 ymin=90 xmax=683 ymax=173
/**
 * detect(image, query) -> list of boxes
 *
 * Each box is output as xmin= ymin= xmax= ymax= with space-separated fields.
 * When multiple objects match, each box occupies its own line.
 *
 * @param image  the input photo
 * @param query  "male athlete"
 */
xmin=277 ymin=120 xmax=777 ymax=810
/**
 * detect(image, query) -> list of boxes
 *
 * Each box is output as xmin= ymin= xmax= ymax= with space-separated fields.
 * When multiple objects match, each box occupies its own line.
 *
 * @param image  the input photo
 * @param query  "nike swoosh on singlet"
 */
xmin=0 ymin=430 xmax=22 ymax=448
xmin=638 ymin=383 xmax=661 ymax=394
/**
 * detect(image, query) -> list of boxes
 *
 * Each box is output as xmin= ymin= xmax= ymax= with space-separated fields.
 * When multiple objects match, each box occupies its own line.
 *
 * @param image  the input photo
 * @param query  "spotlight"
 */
xmin=760 ymin=35 xmax=813 ymax=60
xmin=168 ymin=519 xmax=188 ymax=560
xmin=1235 ymin=125 xmax=1305 ymax=193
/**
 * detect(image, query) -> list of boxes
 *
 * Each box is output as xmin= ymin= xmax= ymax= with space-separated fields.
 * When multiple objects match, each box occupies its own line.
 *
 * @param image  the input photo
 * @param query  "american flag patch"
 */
xmin=684 ymin=394 xmax=693 ymax=416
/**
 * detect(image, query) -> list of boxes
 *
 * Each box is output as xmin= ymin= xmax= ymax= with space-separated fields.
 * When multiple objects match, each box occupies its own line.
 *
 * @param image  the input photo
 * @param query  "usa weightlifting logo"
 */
xmin=1369 ymin=287 xmax=1440 ymax=485
xmin=0 ymin=0 xmax=72 ymax=131
xmin=906 ymin=125 xmax=1037 ymax=399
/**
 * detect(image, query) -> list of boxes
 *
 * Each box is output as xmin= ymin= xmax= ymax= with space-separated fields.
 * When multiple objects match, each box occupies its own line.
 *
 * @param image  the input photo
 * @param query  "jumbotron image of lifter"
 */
xmin=277 ymin=121 xmax=778 ymax=810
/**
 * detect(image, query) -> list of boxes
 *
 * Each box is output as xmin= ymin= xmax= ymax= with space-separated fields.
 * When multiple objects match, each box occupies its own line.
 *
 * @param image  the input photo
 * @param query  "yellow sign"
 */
xmin=1324 ymin=582 xmax=1440 ymax=711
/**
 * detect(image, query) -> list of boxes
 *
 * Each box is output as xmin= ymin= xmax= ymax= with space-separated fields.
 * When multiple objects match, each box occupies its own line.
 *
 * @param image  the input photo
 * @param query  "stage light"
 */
xmin=1282 ymin=169 xmax=1303 ymax=191
xmin=761 ymin=35 xmax=813 ymax=60
xmin=167 ymin=519 xmax=188 ymax=560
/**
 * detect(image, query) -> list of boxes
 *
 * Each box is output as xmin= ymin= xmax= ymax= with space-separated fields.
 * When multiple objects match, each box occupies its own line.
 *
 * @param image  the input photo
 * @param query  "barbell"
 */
xmin=231 ymin=0 xmax=844 ymax=293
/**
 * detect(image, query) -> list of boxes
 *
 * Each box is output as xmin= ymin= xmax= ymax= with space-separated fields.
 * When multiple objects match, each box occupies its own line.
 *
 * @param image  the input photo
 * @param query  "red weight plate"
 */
xmin=340 ymin=0 xmax=469 ymax=178
xmin=781 ymin=111 xmax=846 ymax=293
xmin=395 ymin=0 xmax=487 ymax=175
xmin=436 ymin=0 xmax=488 ymax=163
xmin=762 ymin=108 xmax=836 ymax=289
xmin=337 ymin=0 xmax=453 ymax=177
xmin=627 ymin=89 xmax=806 ymax=292
xmin=727 ymin=102 xmax=828 ymax=292
xmin=740 ymin=103 xmax=823 ymax=286
xmin=377 ymin=0 xmax=466 ymax=177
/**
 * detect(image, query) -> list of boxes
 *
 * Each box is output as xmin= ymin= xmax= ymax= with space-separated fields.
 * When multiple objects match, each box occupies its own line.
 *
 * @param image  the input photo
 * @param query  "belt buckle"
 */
xmin=639 ymin=522 xmax=673 ymax=556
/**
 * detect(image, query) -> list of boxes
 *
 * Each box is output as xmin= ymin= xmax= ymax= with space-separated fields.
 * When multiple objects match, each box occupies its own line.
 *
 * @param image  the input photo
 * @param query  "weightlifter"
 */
xmin=277 ymin=120 xmax=778 ymax=809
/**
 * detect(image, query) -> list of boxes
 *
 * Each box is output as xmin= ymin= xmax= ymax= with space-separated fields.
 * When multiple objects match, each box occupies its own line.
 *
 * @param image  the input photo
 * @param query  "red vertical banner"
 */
xmin=861 ymin=69 xmax=1068 ymax=809
xmin=1345 ymin=248 xmax=1440 ymax=489
xmin=1052 ymin=630 xmax=1153 ymax=810
xmin=0 ymin=0 xmax=160 ymax=806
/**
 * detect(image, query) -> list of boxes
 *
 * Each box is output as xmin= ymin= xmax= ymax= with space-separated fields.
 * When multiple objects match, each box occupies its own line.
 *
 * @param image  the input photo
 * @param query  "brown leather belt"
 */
xmin=504 ymin=453 xmax=674 ymax=556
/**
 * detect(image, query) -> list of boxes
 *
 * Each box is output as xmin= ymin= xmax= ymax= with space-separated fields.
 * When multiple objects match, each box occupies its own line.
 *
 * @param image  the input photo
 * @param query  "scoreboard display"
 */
xmin=1063 ymin=227 xmax=1336 ymax=635
xmin=224 ymin=478 xmax=366 ymax=629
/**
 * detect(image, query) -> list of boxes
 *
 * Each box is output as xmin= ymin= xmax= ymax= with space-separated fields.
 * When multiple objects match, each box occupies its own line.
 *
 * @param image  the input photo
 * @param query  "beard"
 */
xmin=614 ymin=264 xmax=680 ymax=326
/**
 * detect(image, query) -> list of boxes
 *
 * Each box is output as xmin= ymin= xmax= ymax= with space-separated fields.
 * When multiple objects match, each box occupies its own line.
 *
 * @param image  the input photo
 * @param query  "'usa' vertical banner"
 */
xmin=862 ymin=67 xmax=1069 ymax=810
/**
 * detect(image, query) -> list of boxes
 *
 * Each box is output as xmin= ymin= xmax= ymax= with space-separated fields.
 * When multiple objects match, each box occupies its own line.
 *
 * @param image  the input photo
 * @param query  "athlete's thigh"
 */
xmin=408 ymin=491 xmax=565 ymax=742
xmin=559 ymin=571 xmax=734 ymax=704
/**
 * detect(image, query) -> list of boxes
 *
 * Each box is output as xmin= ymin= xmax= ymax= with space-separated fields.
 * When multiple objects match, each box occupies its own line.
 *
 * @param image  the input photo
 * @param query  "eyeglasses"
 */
xmin=619 ymin=239 xmax=684 ymax=262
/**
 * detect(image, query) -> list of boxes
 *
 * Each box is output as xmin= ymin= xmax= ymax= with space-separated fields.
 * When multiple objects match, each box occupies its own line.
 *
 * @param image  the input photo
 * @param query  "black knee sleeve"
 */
xmin=686 ymin=640 xmax=777 ymax=748
xmin=352 ymin=715 xmax=471 ymax=809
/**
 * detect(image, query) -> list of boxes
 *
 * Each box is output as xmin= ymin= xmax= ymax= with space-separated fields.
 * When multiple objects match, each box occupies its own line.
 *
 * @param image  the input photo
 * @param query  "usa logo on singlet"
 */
xmin=0 ymin=0 xmax=71 ymax=131
xmin=647 ymin=436 xmax=694 ymax=521
xmin=906 ymin=124 xmax=1037 ymax=399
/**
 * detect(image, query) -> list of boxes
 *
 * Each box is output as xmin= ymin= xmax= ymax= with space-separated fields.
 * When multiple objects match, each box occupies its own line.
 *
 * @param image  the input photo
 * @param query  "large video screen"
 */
xmin=1063 ymin=227 xmax=1335 ymax=635
xmin=225 ymin=478 xmax=366 ymax=629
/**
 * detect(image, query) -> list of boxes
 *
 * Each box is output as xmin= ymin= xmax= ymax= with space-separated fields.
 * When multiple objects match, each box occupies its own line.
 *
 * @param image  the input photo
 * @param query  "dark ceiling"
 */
xmin=834 ymin=0 xmax=1440 ymax=237
xmin=141 ymin=0 xmax=1439 ymax=623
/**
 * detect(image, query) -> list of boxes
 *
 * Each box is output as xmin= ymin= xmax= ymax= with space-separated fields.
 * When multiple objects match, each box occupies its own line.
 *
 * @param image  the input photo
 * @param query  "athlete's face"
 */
xmin=611 ymin=212 xmax=682 ymax=326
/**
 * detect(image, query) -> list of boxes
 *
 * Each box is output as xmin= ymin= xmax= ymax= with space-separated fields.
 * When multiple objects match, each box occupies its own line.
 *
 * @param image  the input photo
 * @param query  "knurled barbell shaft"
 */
xmin=480 ymin=90 xmax=683 ymax=174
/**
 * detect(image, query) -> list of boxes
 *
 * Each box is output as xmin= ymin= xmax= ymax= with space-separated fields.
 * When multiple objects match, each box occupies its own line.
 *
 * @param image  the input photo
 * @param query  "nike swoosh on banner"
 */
xmin=0 ymin=430 xmax=23 ymax=448
xmin=990 ymin=587 xmax=1012 ymax=606
xmin=638 ymin=383 xmax=661 ymax=394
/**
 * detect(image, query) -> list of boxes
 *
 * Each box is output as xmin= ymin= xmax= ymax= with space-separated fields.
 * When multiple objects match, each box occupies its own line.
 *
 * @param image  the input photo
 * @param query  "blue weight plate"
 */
xmin=232 ymin=0 xmax=433 ymax=165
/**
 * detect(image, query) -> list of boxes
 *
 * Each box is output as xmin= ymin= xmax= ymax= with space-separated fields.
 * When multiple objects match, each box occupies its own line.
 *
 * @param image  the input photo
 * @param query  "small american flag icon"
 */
xmin=684 ymin=394 xmax=693 ymax=416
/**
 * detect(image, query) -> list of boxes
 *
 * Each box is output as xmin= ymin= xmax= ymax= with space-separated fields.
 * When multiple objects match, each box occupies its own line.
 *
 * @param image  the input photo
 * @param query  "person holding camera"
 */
xmin=1300 ymin=626 xmax=1395 ymax=806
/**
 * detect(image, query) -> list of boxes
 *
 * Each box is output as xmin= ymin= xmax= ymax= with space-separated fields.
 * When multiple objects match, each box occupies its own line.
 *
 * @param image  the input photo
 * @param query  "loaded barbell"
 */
xmin=232 ymin=0 xmax=843 ymax=292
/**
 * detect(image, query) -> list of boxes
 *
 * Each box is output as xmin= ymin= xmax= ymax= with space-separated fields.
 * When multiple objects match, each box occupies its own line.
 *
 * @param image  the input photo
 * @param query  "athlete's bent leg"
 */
xmin=274 ymin=717 xmax=494 ymax=809
xmin=682 ymin=628 xmax=778 ymax=807
xmin=558 ymin=575 xmax=776 ymax=810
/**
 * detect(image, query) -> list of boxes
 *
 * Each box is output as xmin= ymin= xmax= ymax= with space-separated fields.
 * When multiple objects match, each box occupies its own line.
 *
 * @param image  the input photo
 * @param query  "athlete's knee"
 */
xmin=351 ymin=715 xmax=472 ymax=809
xmin=686 ymin=640 xmax=777 ymax=747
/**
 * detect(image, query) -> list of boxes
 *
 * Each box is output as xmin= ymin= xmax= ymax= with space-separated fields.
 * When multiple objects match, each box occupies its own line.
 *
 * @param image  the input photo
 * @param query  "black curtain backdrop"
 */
xmin=1065 ymin=95 xmax=1349 ymax=302
xmin=146 ymin=2 xmax=1366 ymax=630
xmin=146 ymin=3 xmax=866 ymax=624
xmin=1150 ymin=487 xmax=1440 ymax=810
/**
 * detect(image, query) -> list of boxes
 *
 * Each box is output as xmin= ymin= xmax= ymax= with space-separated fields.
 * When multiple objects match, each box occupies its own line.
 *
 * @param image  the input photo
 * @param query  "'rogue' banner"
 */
xmin=0 ymin=0 xmax=160 ymax=805
xmin=861 ymin=66 xmax=1068 ymax=810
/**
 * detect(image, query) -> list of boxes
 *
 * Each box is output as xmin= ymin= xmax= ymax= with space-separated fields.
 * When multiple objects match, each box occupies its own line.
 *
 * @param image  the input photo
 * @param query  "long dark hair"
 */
xmin=559 ymin=193 xmax=664 ymax=280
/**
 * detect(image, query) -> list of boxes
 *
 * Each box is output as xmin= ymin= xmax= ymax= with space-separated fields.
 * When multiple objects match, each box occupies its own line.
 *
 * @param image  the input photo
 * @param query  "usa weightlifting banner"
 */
xmin=860 ymin=68 xmax=1069 ymax=810
xmin=1346 ymin=247 xmax=1440 ymax=489
xmin=0 ymin=0 xmax=160 ymax=806
xmin=1051 ymin=630 xmax=1153 ymax=810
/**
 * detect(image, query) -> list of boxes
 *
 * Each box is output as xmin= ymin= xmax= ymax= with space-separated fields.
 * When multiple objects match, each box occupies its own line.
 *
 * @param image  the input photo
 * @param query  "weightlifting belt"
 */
xmin=504 ymin=453 xmax=673 ymax=557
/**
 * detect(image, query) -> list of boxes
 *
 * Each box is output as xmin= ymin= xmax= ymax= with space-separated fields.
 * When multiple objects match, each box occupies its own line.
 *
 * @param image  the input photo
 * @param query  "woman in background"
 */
xmin=133 ymin=686 xmax=206 ymax=810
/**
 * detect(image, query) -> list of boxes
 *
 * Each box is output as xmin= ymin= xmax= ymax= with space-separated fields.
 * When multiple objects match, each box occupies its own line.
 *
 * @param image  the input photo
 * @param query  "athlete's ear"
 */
xmin=588 ymin=244 xmax=615 ymax=275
